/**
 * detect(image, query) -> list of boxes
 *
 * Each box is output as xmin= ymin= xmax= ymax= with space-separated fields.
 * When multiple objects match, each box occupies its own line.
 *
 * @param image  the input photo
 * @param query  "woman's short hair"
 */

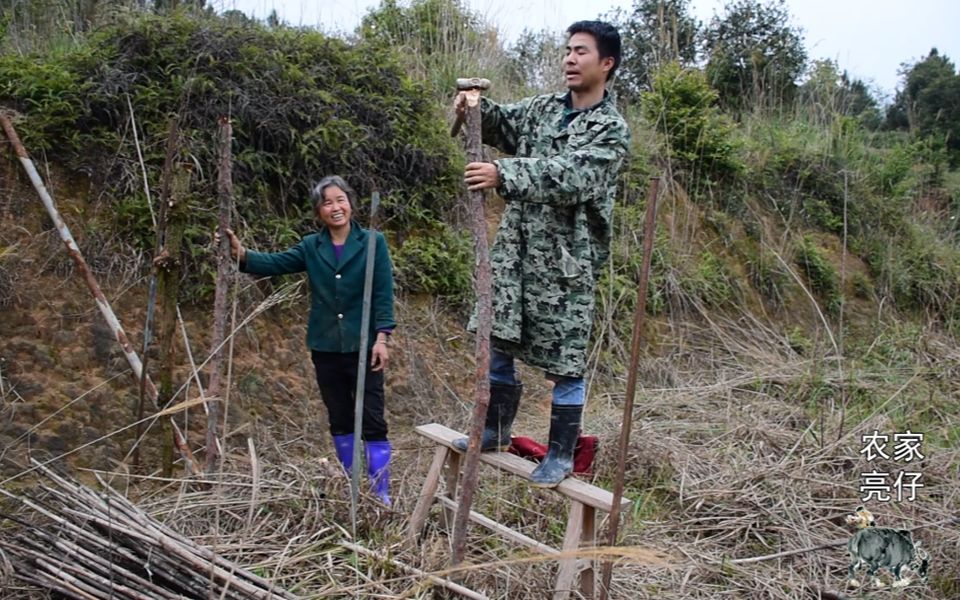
xmin=310 ymin=175 xmax=357 ymax=211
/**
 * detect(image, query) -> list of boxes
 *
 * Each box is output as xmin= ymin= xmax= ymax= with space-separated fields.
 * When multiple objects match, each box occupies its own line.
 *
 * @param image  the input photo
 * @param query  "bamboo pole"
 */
xmin=598 ymin=177 xmax=660 ymax=600
xmin=351 ymin=190 xmax=380 ymax=534
xmin=0 ymin=112 xmax=200 ymax=476
xmin=451 ymin=81 xmax=493 ymax=568
xmin=125 ymin=93 xmax=157 ymax=229
xmin=205 ymin=115 xmax=234 ymax=473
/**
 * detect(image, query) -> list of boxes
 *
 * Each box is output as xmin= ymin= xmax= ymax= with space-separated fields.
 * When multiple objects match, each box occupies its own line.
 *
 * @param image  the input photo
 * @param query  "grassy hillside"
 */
xmin=1 ymin=3 xmax=958 ymax=598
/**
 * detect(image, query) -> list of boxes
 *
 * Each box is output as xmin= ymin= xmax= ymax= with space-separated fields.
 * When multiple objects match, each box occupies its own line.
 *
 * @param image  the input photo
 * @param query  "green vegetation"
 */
xmin=0 ymin=12 xmax=458 ymax=222
xmin=799 ymin=59 xmax=882 ymax=129
xmin=390 ymin=224 xmax=473 ymax=299
xmin=606 ymin=0 xmax=700 ymax=100
xmin=359 ymin=0 xmax=521 ymax=101
xmin=0 ymin=9 xmax=466 ymax=299
xmin=642 ymin=62 xmax=743 ymax=188
xmin=867 ymin=223 xmax=960 ymax=331
xmin=794 ymin=234 xmax=841 ymax=315
xmin=886 ymin=48 xmax=960 ymax=165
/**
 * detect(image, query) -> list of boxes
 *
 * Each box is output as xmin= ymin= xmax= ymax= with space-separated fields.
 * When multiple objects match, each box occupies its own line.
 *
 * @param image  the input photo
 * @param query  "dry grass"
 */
xmin=582 ymin=308 xmax=959 ymax=599
xmin=3 ymin=291 xmax=958 ymax=599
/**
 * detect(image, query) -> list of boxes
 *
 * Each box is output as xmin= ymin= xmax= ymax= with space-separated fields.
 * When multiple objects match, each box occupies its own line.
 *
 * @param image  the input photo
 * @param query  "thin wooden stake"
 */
xmin=450 ymin=83 xmax=494 ymax=569
xmin=598 ymin=177 xmax=660 ymax=599
xmin=836 ymin=169 xmax=849 ymax=441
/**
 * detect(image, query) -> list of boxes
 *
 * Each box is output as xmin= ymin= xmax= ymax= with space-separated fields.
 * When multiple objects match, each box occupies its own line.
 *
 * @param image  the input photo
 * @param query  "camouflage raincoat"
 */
xmin=474 ymin=90 xmax=630 ymax=377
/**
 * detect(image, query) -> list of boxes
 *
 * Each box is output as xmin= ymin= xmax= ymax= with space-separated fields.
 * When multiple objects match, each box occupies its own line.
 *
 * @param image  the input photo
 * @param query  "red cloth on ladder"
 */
xmin=508 ymin=435 xmax=598 ymax=475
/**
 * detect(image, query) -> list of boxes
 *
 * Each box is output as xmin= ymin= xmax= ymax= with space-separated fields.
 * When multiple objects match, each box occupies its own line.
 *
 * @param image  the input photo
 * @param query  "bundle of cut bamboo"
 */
xmin=0 ymin=461 xmax=299 ymax=600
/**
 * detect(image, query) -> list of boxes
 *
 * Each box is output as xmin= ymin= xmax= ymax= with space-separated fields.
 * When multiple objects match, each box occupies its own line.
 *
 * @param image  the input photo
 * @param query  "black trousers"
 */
xmin=311 ymin=351 xmax=388 ymax=441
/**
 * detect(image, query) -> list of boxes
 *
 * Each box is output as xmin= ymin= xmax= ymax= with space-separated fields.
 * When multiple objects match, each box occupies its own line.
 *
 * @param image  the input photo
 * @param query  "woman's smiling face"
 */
xmin=316 ymin=185 xmax=352 ymax=229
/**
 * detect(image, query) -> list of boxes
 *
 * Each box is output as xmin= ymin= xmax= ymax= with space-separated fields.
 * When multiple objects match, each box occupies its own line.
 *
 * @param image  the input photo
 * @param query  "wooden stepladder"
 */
xmin=408 ymin=423 xmax=632 ymax=600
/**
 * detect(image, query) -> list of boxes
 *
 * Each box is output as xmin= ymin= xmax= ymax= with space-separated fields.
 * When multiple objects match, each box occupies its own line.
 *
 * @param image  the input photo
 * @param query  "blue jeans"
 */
xmin=489 ymin=349 xmax=585 ymax=406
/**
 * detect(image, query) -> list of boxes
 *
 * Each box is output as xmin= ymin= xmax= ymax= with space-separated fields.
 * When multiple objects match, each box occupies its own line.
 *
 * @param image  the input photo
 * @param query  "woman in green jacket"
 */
xmin=222 ymin=176 xmax=396 ymax=505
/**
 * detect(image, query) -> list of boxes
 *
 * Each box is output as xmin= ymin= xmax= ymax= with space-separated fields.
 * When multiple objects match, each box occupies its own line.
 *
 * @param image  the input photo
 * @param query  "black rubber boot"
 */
xmin=452 ymin=382 xmax=522 ymax=452
xmin=529 ymin=404 xmax=582 ymax=487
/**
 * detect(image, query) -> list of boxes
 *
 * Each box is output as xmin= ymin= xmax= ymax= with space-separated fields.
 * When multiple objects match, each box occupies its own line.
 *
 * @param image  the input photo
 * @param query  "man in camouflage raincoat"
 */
xmin=452 ymin=20 xmax=631 ymax=486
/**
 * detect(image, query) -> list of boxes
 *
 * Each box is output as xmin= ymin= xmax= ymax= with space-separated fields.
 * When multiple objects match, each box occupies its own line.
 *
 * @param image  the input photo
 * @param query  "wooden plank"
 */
xmin=435 ymin=496 xmax=560 ymax=556
xmin=408 ymin=445 xmax=449 ymax=547
xmin=580 ymin=505 xmax=596 ymax=598
xmin=416 ymin=423 xmax=631 ymax=513
xmin=553 ymin=500 xmax=585 ymax=600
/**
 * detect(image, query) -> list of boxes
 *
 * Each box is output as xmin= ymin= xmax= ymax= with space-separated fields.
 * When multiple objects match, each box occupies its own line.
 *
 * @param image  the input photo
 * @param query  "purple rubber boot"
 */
xmin=364 ymin=440 xmax=392 ymax=506
xmin=332 ymin=433 xmax=354 ymax=475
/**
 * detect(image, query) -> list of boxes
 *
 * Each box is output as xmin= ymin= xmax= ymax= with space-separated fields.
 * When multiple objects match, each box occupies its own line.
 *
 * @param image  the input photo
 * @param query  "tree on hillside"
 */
xmin=886 ymin=48 xmax=960 ymax=162
xmin=356 ymin=0 xmax=511 ymax=94
xmin=359 ymin=0 xmax=482 ymax=55
xmin=703 ymin=0 xmax=806 ymax=112
xmin=800 ymin=59 xmax=881 ymax=128
xmin=643 ymin=62 xmax=742 ymax=186
xmin=605 ymin=0 xmax=700 ymax=101
xmin=508 ymin=28 xmax=566 ymax=93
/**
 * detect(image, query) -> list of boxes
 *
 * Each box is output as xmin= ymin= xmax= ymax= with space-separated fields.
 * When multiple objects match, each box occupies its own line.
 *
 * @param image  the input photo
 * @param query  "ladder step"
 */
xmin=415 ymin=423 xmax=631 ymax=514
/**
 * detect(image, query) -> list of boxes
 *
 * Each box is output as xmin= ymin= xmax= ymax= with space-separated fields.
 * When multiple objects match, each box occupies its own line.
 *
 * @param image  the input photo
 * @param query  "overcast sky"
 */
xmin=214 ymin=0 xmax=960 ymax=99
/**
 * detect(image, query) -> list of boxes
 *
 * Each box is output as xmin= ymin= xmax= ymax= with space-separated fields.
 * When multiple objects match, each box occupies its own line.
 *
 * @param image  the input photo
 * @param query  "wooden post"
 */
xmin=205 ymin=116 xmax=233 ymax=473
xmin=451 ymin=79 xmax=494 ymax=569
xmin=581 ymin=504 xmax=596 ymax=596
xmin=156 ymin=163 xmax=191 ymax=477
xmin=350 ymin=191 xmax=381 ymax=533
xmin=554 ymin=501 xmax=586 ymax=600
xmin=136 ymin=116 xmax=179 ymax=471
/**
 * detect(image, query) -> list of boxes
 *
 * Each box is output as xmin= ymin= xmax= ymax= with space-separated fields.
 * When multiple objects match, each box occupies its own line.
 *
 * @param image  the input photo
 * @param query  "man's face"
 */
xmin=563 ymin=32 xmax=613 ymax=92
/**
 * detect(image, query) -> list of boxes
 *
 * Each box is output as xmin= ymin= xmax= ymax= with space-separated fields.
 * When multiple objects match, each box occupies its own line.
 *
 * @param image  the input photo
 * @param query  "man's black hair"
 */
xmin=566 ymin=20 xmax=622 ymax=82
